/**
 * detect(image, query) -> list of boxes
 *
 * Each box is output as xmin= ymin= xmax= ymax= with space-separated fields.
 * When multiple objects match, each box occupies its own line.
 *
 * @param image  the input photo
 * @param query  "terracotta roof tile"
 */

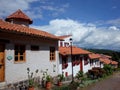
xmin=99 ymin=54 xmax=112 ymax=59
xmin=89 ymin=53 xmax=101 ymax=59
xmin=59 ymin=46 xmax=91 ymax=55
xmin=57 ymin=35 xmax=72 ymax=39
xmin=0 ymin=19 xmax=59 ymax=40
xmin=99 ymin=58 xmax=111 ymax=64
xmin=5 ymin=9 xmax=33 ymax=24
xmin=99 ymin=56 xmax=118 ymax=65
xmin=90 ymin=53 xmax=118 ymax=65
xmin=111 ymin=61 xmax=118 ymax=65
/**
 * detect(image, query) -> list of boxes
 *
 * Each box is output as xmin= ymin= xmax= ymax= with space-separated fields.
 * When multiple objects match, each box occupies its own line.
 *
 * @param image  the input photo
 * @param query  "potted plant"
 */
xmin=46 ymin=74 xmax=52 ymax=89
xmin=57 ymin=73 xmax=65 ymax=86
xmin=42 ymin=69 xmax=52 ymax=89
xmin=27 ymin=68 xmax=39 ymax=90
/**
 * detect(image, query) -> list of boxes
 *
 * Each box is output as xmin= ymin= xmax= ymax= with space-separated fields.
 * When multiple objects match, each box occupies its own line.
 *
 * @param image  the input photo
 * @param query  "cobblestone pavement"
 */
xmin=82 ymin=71 xmax=120 ymax=90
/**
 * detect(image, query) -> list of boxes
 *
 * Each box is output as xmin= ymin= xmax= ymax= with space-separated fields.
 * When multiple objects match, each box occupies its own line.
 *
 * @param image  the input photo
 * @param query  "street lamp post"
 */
xmin=69 ymin=38 xmax=74 ymax=82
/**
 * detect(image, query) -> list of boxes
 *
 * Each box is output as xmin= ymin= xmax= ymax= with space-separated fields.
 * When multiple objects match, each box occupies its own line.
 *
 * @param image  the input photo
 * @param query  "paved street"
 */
xmin=82 ymin=71 xmax=120 ymax=90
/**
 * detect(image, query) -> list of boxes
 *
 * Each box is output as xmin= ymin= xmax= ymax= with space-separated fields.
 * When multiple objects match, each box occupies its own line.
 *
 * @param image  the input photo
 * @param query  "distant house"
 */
xmin=58 ymin=34 xmax=118 ymax=79
xmin=58 ymin=35 xmax=91 ymax=77
xmin=88 ymin=53 xmax=103 ymax=68
xmin=99 ymin=54 xmax=118 ymax=68
xmin=89 ymin=53 xmax=118 ymax=68
xmin=0 ymin=9 xmax=60 ymax=84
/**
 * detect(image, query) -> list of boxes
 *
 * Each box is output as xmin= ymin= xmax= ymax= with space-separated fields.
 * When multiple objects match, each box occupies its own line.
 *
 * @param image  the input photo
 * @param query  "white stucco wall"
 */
xmin=59 ymin=56 xmax=72 ymax=76
xmin=59 ymin=55 xmax=85 ymax=77
xmin=59 ymin=54 xmax=103 ymax=76
xmin=90 ymin=59 xmax=104 ymax=69
xmin=100 ymin=62 xmax=104 ymax=68
xmin=83 ymin=59 xmax=91 ymax=73
xmin=58 ymin=36 xmax=72 ymax=47
xmin=5 ymin=42 xmax=59 ymax=84
xmin=73 ymin=65 xmax=80 ymax=76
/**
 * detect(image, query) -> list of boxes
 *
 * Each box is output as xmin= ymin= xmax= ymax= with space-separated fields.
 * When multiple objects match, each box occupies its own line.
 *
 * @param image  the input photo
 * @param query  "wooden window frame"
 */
xmin=50 ymin=47 xmax=56 ymax=61
xmin=14 ymin=44 xmax=26 ymax=63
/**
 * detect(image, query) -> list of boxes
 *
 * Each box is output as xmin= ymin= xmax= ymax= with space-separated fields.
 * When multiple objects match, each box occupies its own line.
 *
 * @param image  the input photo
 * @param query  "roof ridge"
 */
xmin=5 ymin=9 xmax=33 ymax=24
xmin=57 ymin=34 xmax=72 ymax=39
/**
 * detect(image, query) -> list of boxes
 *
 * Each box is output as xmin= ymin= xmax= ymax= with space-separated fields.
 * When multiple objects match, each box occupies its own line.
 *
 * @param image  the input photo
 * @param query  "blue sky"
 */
xmin=0 ymin=0 xmax=120 ymax=50
xmin=32 ymin=0 xmax=120 ymax=26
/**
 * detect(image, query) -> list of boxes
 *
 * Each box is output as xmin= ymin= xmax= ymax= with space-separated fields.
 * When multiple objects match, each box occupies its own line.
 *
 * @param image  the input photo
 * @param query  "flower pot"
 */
xmin=46 ymin=82 xmax=51 ymax=89
xmin=28 ymin=87 xmax=34 ymax=90
xmin=57 ymin=81 xmax=62 ymax=86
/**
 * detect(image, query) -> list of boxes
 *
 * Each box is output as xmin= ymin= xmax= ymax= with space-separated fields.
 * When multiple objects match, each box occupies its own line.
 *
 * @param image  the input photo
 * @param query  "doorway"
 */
xmin=0 ymin=44 xmax=5 ymax=82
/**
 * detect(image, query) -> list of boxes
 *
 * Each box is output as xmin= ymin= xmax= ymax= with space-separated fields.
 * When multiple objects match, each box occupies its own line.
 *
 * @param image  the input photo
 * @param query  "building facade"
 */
xmin=58 ymin=35 xmax=91 ymax=77
xmin=0 ymin=10 xmax=59 ymax=85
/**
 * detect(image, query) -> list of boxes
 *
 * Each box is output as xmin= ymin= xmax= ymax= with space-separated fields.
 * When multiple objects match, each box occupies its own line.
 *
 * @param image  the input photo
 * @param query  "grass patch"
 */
xmin=53 ymin=85 xmax=69 ymax=90
xmin=79 ymin=79 xmax=99 ymax=88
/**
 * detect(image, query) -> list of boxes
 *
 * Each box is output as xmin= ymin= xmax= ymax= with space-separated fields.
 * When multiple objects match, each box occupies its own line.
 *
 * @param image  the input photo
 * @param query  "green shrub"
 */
xmin=103 ymin=64 xmax=114 ymax=75
xmin=57 ymin=73 xmax=65 ymax=82
xmin=76 ymin=71 xmax=83 ymax=80
xmin=53 ymin=85 xmax=69 ymax=90
xmin=69 ymin=82 xmax=79 ymax=90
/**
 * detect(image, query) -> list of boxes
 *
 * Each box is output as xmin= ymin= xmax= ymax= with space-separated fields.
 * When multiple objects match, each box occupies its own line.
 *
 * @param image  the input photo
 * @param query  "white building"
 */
xmin=89 ymin=53 xmax=103 ymax=68
xmin=0 ymin=10 xmax=60 ymax=85
xmin=58 ymin=35 xmax=91 ymax=77
xmin=99 ymin=54 xmax=118 ymax=68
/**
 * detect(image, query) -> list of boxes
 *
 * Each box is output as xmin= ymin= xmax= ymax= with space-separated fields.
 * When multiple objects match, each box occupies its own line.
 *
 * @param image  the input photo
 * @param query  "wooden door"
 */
xmin=0 ymin=44 xmax=5 ymax=82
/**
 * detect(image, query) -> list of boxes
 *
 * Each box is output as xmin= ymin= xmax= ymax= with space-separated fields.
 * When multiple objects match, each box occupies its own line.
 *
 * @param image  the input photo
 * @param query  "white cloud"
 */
xmin=39 ymin=3 xmax=69 ymax=17
xmin=25 ymin=10 xmax=43 ymax=19
xmin=0 ymin=0 xmax=69 ymax=19
xmin=31 ymin=19 xmax=120 ymax=50
xmin=0 ymin=0 xmax=38 ymax=18
xmin=109 ymin=26 xmax=119 ymax=31
xmin=107 ymin=18 xmax=120 ymax=27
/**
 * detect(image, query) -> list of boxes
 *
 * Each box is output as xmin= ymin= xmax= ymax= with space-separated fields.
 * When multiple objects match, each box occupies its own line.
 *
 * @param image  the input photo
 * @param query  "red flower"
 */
xmin=62 ymin=63 xmax=68 ymax=69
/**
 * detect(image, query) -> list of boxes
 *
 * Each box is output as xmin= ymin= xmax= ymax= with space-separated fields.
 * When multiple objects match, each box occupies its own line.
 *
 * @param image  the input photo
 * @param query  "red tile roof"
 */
xmin=111 ymin=61 xmax=118 ymax=65
xmin=57 ymin=35 xmax=72 ymax=39
xmin=99 ymin=54 xmax=118 ymax=65
xmin=99 ymin=58 xmax=118 ymax=65
xmin=89 ymin=53 xmax=118 ymax=65
xmin=89 ymin=53 xmax=101 ymax=59
xmin=104 ymin=55 xmax=112 ymax=59
xmin=99 ymin=58 xmax=111 ymax=64
xmin=5 ymin=9 xmax=33 ymax=24
xmin=0 ymin=19 xmax=60 ymax=40
xmin=99 ymin=54 xmax=112 ymax=59
xmin=59 ymin=46 xmax=91 ymax=55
